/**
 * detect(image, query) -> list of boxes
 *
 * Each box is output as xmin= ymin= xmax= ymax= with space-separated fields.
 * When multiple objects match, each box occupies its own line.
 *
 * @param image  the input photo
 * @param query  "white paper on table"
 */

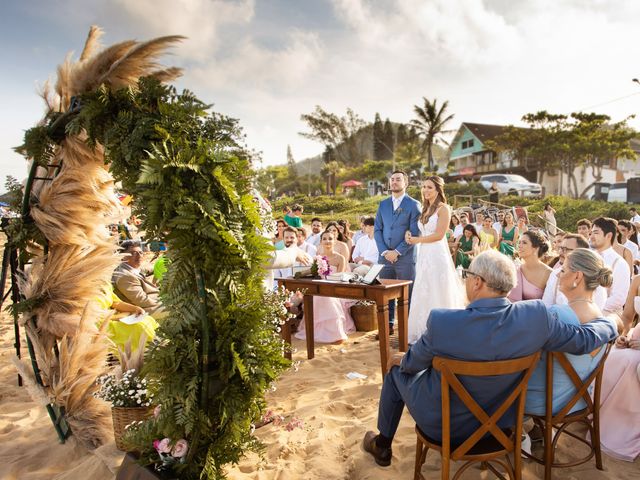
xmin=346 ymin=371 xmax=368 ymax=380
xmin=118 ymin=314 xmax=145 ymax=325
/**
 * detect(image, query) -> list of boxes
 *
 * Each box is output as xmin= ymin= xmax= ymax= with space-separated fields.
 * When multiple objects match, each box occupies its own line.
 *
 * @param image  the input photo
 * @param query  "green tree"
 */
xmin=488 ymin=111 xmax=636 ymax=198
xmin=411 ymin=97 xmax=455 ymax=172
xmin=382 ymin=118 xmax=395 ymax=161
xmin=372 ymin=113 xmax=385 ymax=161
xmin=396 ymin=123 xmax=409 ymax=148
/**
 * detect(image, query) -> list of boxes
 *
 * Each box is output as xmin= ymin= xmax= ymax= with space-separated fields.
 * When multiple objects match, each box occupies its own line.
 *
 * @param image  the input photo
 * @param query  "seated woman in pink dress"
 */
xmin=597 ymin=277 xmax=640 ymax=461
xmin=295 ymin=230 xmax=356 ymax=344
xmin=508 ymin=230 xmax=552 ymax=301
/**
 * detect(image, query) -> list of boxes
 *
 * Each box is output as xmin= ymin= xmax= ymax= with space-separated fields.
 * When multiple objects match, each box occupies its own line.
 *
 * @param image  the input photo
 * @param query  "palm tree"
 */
xmin=411 ymin=97 xmax=455 ymax=173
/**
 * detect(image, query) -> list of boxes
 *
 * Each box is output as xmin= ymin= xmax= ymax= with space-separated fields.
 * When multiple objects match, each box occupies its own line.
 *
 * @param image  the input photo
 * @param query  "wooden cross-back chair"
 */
xmin=523 ymin=342 xmax=614 ymax=480
xmin=414 ymin=352 xmax=541 ymax=480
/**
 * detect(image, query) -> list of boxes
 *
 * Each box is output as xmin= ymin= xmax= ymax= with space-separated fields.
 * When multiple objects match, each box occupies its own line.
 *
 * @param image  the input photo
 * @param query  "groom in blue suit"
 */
xmin=374 ymin=170 xmax=422 ymax=333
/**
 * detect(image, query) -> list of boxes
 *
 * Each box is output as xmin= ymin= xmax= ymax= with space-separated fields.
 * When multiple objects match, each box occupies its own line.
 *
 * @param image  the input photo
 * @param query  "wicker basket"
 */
xmin=350 ymin=303 xmax=377 ymax=332
xmin=112 ymin=406 xmax=153 ymax=451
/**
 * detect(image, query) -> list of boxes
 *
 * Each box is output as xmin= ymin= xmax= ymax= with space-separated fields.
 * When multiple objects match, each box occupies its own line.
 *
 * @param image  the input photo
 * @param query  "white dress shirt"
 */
xmin=392 ymin=193 xmax=406 ymax=211
xmin=306 ymin=232 xmax=321 ymax=248
xmin=453 ymin=224 xmax=463 ymax=239
xmin=492 ymin=222 xmax=502 ymax=237
xmin=624 ymin=240 xmax=640 ymax=261
xmin=598 ymin=247 xmax=631 ymax=314
xmin=298 ymin=241 xmax=317 ymax=257
xmin=542 ymin=268 xmax=607 ymax=309
xmin=630 ymin=213 xmax=640 ymax=224
xmin=352 ymin=230 xmax=365 ymax=246
xmin=352 ymin=235 xmax=379 ymax=265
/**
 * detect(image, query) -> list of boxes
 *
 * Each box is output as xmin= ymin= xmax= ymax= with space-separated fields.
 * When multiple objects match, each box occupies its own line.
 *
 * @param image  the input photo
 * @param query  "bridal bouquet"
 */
xmin=310 ymin=255 xmax=332 ymax=277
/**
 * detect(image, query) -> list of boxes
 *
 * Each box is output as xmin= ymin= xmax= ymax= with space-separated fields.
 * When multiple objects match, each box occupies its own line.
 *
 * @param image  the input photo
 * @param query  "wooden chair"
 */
xmin=414 ymin=352 xmax=541 ymax=480
xmin=522 ymin=342 xmax=613 ymax=480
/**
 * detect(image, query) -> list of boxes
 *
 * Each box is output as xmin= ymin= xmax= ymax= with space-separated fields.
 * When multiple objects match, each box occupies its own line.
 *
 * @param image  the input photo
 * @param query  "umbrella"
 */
xmin=342 ymin=180 xmax=363 ymax=188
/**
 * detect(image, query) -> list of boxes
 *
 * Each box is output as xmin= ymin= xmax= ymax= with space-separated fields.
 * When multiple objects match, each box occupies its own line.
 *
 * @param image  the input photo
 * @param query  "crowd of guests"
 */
xmin=275 ymin=200 xmax=640 ymax=465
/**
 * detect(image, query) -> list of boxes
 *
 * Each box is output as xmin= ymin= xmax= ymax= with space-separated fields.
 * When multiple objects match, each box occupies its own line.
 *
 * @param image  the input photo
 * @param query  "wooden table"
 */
xmin=276 ymin=277 xmax=412 ymax=376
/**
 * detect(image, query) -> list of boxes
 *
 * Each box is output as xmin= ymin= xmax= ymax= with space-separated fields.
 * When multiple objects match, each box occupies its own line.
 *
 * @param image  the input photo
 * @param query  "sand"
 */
xmin=1 ymin=314 xmax=638 ymax=479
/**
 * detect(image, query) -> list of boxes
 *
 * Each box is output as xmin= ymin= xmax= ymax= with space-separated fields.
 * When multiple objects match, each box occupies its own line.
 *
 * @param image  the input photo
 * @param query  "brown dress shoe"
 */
xmin=362 ymin=431 xmax=392 ymax=467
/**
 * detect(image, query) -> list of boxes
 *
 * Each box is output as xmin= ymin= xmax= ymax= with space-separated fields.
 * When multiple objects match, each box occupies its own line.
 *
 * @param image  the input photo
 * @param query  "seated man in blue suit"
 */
xmin=362 ymin=250 xmax=618 ymax=467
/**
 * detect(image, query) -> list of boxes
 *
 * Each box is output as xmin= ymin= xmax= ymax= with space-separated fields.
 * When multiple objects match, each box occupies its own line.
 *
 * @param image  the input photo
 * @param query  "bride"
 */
xmin=405 ymin=176 xmax=466 ymax=344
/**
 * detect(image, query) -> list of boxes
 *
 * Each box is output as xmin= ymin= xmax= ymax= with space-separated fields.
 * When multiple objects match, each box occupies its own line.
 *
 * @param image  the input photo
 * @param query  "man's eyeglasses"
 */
xmin=559 ymin=246 xmax=574 ymax=253
xmin=461 ymin=269 xmax=485 ymax=281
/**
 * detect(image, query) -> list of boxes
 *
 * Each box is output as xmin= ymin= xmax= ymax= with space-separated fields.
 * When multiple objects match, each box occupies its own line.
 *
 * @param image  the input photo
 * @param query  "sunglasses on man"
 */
xmin=461 ymin=269 xmax=485 ymax=281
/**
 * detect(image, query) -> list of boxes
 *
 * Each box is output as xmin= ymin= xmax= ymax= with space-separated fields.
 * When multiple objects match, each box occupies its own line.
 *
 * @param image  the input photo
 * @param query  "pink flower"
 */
xmin=153 ymin=439 xmax=160 ymax=451
xmin=171 ymin=439 xmax=189 ymax=458
xmin=157 ymin=438 xmax=172 ymax=454
xmin=153 ymin=405 xmax=161 ymax=418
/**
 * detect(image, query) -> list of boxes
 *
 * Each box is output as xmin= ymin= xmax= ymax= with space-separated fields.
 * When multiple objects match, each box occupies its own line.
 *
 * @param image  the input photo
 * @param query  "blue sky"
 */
xmin=2 ymin=0 xmax=640 ymax=185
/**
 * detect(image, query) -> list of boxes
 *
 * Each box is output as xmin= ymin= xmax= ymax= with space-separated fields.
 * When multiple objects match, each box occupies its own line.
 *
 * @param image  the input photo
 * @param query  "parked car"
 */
xmin=479 ymin=174 xmax=542 ymax=197
xmin=607 ymin=182 xmax=627 ymax=203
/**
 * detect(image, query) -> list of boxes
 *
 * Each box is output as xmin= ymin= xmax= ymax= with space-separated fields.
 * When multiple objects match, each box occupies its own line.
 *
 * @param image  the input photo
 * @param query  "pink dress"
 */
xmin=294 ymin=257 xmax=356 ymax=343
xmin=508 ymin=265 xmax=545 ymax=301
xmin=597 ymin=322 xmax=640 ymax=461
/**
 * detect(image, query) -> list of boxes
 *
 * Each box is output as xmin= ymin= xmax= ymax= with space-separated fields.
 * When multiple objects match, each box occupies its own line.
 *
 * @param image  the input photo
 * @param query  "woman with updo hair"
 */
xmin=508 ymin=230 xmax=552 ymax=301
xmin=526 ymin=248 xmax=613 ymax=415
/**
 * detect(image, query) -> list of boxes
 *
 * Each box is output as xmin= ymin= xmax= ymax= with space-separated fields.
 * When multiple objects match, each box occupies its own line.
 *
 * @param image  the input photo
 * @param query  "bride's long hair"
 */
xmin=420 ymin=175 xmax=447 ymax=223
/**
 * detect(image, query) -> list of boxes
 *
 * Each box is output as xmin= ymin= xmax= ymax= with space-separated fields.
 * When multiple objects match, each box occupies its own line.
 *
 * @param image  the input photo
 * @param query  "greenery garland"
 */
xmin=18 ymin=77 xmax=291 ymax=478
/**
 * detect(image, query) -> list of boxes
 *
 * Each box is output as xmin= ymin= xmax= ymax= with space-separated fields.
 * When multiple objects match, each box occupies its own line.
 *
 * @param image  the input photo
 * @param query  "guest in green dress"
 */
xmin=455 ymin=224 xmax=480 ymax=268
xmin=499 ymin=211 xmax=519 ymax=257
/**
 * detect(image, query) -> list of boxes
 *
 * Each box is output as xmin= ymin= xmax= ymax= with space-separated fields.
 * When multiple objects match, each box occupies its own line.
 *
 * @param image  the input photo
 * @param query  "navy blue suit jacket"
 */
xmin=374 ymin=195 xmax=421 ymax=263
xmin=398 ymin=297 xmax=618 ymax=443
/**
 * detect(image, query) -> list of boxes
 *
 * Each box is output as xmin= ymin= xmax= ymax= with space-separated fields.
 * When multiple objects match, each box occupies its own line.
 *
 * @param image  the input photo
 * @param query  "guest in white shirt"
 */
xmin=589 ymin=217 xmax=631 ymax=316
xmin=450 ymin=212 xmax=463 ymax=239
xmin=492 ymin=211 xmax=505 ymax=238
xmin=456 ymin=212 xmax=469 ymax=240
xmin=618 ymin=219 xmax=640 ymax=262
xmin=273 ymin=227 xmax=301 ymax=287
xmin=474 ymin=211 xmax=484 ymax=234
xmin=542 ymin=234 xmax=607 ymax=308
xmin=351 ymin=216 xmax=368 ymax=246
xmin=306 ymin=217 xmax=323 ymax=248
xmin=350 ymin=217 xmax=378 ymax=275
xmin=629 ymin=207 xmax=640 ymax=225
xmin=296 ymin=227 xmax=317 ymax=257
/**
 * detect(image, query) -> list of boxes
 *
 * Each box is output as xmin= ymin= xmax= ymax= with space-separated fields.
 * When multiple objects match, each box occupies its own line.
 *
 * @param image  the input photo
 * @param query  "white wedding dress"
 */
xmin=407 ymin=210 xmax=466 ymax=344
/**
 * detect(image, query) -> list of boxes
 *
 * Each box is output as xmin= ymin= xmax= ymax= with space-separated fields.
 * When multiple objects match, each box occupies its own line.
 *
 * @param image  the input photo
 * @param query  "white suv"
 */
xmin=479 ymin=174 xmax=542 ymax=197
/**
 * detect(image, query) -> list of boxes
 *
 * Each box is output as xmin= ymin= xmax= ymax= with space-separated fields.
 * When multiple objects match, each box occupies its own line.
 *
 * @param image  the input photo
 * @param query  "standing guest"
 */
xmin=284 ymin=204 xmax=303 ymax=228
xmin=352 ymin=216 xmax=368 ymax=246
xmin=498 ymin=211 xmax=519 ymax=257
xmin=450 ymin=213 xmax=463 ymax=239
xmin=618 ymin=219 xmax=640 ymax=262
xmin=543 ymin=202 xmax=557 ymax=236
xmin=508 ymin=230 xmax=552 ymax=301
xmin=517 ymin=215 xmax=529 ymax=235
xmin=488 ymin=181 xmax=500 ymax=204
xmin=307 ymin=217 xmax=323 ymax=248
xmin=404 ymin=176 xmax=465 ymax=344
xmin=362 ymin=250 xmax=618 ymax=467
xmin=629 ymin=207 xmax=640 ymax=224
xmin=479 ymin=216 xmax=499 ymax=249
xmin=374 ymin=170 xmax=422 ymax=335
xmin=492 ymin=211 xmax=505 ymax=237
xmin=295 ymin=231 xmax=356 ymax=344
xmin=589 ymin=217 xmax=631 ymax=317
xmin=273 ymin=219 xmax=287 ymax=250
xmin=576 ymin=218 xmax=592 ymax=239
xmin=322 ymin=221 xmax=351 ymax=261
xmin=454 ymin=224 xmax=480 ymax=268
xmin=350 ymin=217 xmax=378 ymax=275
xmin=542 ymin=234 xmax=607 ymax=309
xmin=337 ymin=219 xmax=354 ymax=252
xmin=526 ymin=248 xmax=613 ymax=415
xmin=296 ymin=227 xmax=317 ymax=257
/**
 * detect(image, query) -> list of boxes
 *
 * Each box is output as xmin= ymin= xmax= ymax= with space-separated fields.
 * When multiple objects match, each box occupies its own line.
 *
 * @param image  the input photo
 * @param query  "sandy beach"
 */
xmin=1 ymin=313 xmax=638 ymax=479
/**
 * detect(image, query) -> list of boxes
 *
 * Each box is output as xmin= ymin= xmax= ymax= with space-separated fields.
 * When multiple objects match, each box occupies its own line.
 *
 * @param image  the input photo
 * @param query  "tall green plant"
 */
xmin=65 ymin=78 xmax=290 ymax=478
